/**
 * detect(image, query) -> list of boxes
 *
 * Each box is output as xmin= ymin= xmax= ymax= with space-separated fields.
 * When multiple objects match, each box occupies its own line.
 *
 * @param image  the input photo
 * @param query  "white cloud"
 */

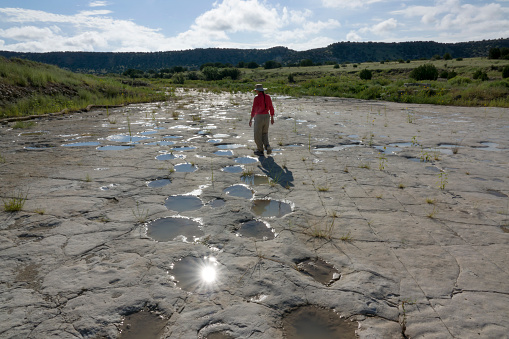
xmin=175 ymin=0 xmax=340 ymax=50
xmin=359 ymin=18 xmax=398 ymax=35
xmin=89 ymin=1 xmax=108 ymax=7
xmin=0 ymin=1 xmax=341 ymax=52
xmin=346 ymin=31 xmax=362 ymax=41
xmin=391 ymin=0 xmax=509 ymax=41
xmin=0 ymin=7 xmax=174 ymax=52
xmin=78 ymin=10 xmax=112 ymax=16
xmin=321 ymin=0 xmax=384 ymax=8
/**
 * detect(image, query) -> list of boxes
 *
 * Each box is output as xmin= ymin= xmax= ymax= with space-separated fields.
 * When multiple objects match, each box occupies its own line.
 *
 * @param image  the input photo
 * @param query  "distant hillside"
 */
xmin=1 ymin=38 xmax=508 ymax=74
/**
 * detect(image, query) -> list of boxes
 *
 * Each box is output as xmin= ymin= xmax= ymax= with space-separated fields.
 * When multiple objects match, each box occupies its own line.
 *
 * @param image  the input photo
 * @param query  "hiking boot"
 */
xmin=266 ymin=146 xmax=272 ymax=155
xmin=254 ymin=150 xmax=264 ymax=156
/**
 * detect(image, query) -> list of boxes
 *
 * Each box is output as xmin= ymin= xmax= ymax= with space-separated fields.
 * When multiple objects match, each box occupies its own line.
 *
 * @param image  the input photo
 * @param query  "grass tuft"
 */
xmin=3 ymin=189 xmax=28 ymax=212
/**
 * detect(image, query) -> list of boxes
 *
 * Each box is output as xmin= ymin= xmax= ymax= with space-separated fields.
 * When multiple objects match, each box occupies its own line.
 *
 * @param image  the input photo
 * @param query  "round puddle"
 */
xmin=215 ymin=143 xmax=245 ymax=149
xmin=145 ymin=141 xmax=175 ymax=146
xmin=97 ymin=145 xmax=134 ymax=151
xmin=25 ymin=144 xmax=54 ymax=150
xmin=373 ymin=145 xmax=403 ymax=154
xmin=119 ymin=309 xmax=168 ymax=339
xmin=389 ymin=142 xmax=412 ymax=148
xmin=165 ymin=195 xmax=203 ymax=212
xmin=241 ymin=175 xmax=269 ymax=186
xmin=146 ymin=217 xmax=203 ymax=242
xmin=251 ymin=199 xmax=292 ymax=218
xmin=237 ymin=220 xmax=275 ymax=240
xmin=283 ymin=306 xmax=357 ymax=339
xmin=173 ymin=146 xmax=197 ymax=152
xmin=315 ymin=145 xmax=356 ymax=152
xmin=234 ymin=157 xmax=258 ymax=165
xmin=156 ymin=153 xmax=185 ymax=161
xmin=478 ymin=142 xmax=501 ymax=151
xmin=147 ymin=179 xmax=171 ymax=188
xmin=62 ymin=141 xmax=101 ymax=147
xmin=205 ymin=331 xmax=234 ymax=339
xmin=222 ymin=165 xmax=243 ymax=174
xmin=171 ymin=256 xmax=220 ymax=293
xmin=107 ymin=134 xmax=151 ymax=143
xmin=223 ymin=185 xmax=253 ymax=199
xmin=297 ymin=258 xmax=340 ymax=286
xmin=209 ymin=198 xmax=226 ymax=208
xmin=140 ymin=130 xmax=158 ymax=135
xmin=174 ymin=163 xmax=197 ymax=173
xmin=215 ymin=150 xmax=234 ymax=156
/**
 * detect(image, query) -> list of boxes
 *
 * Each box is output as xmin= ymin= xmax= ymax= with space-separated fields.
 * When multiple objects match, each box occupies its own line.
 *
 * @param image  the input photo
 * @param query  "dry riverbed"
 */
xmin=1 ymin=89 xmax=508 ymax=338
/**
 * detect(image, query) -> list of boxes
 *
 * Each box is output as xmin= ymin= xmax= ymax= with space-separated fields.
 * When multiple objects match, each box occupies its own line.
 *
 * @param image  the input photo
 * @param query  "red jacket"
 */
xmin=251 ymin=93 xmax=274 ymax=118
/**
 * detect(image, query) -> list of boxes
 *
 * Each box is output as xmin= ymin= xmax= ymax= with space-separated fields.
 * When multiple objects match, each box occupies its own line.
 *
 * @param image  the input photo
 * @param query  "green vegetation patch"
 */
xmin=165 ymin=57 xmax=509 ymax=108
xmin=0 ymin=56 xmax=168 ymax=119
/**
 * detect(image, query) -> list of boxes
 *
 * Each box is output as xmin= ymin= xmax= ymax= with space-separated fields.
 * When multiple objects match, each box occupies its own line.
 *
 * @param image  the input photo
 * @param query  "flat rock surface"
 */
xmin=1 ymin=89 xmax=508 ymax=338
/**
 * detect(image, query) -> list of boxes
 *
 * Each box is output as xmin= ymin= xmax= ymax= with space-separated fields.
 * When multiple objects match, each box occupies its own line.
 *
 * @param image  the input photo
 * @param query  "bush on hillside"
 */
xmin=489 ymin=48 xmax=501 ymax=59
xmin=502 ymin=66 xmax=509 ymax=79
xmin=247 ymin=61 xmax=259 ymax=69
xmin=409 ymin=64 xmax=438 ymax=81
xmin=473 ymin=69 xmax=488 ymax=81
xmin=300 ymin=59 xmax=314 ymax=67
xmin=359 ymin=69 xmax=372 ymax=80
xmin=264 ymin=60 xmax=281 ymax=69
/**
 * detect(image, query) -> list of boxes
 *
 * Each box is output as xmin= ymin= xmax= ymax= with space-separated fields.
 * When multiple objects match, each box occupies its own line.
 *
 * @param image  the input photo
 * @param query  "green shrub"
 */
xmin=473 ymin=69 xmax=488 ymax=81
xmin=220 ymin=68 xmax=241 ymax=80
xmin=489 ymin=48 xmax=501 ymax=59
xmin=443 ymin=53 xmax=452 ymax=60
xmin=359 ymin=69 xmax=373 ymax=80
xmin=502 ymin=66 xmax=509 ymax=79
xmin=187 ymin=71 xmax=200 ymax=80
xmin=288 ymin=73 xmax=295 ymax=83
xmin=447 ymin=70 xmax=458 ymax=79
xmin=359 ymin=85 xmax=382 ymax=99
xmin=246 ymin=61 xmax=259 ymax=69
xmin=456 ymin=57 xmax=463 ymax=61
xmin=300 ymin=59 xmax=313 ymax=67
xmin=264 ymin=60 xmax=281 ymax=69
xmin=172 ymin=73 xmax=185 ymax=84
xmin=333 ymin=64 xmax=339 ymax=69
xmin=409 ymin=64 xmax=438 ymax=81
xmin=439 ymin=70 xmax=449 ymax=78
xmin=448 ymin=76 xmax=472 ymax=85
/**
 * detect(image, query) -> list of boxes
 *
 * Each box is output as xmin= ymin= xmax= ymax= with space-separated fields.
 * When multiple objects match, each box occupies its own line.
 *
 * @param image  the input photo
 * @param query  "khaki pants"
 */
xmin=253 ymin=114 xmax=271 ymax=152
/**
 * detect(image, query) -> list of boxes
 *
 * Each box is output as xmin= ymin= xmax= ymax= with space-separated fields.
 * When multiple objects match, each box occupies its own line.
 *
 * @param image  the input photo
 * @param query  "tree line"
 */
xmin=1 ymin=38 xmax=508 ymax=74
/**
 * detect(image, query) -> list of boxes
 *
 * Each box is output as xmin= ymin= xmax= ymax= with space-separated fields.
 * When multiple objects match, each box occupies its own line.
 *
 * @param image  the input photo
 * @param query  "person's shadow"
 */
xmin=258 ymin=156 xmax=294 ymax=188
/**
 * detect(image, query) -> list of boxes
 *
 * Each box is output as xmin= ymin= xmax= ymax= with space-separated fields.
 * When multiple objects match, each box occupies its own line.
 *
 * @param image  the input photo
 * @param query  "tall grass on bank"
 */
xmin=0 ymin=57 xmax=168 ymax=118
xmin=175 ymin=74 xmax=509 ymax=108
xmin=152 ymin=57 xmax=509 ymax=108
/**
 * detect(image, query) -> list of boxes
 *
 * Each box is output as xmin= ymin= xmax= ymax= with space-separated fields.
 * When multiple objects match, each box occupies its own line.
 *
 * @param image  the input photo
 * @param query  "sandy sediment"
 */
xmin=1 ymin=89 xmax=508 ymax=338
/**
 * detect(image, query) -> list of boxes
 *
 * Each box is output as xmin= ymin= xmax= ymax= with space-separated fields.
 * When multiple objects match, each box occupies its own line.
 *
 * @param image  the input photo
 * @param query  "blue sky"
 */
xmin=1 ymin=0 xmax=508 ymax=52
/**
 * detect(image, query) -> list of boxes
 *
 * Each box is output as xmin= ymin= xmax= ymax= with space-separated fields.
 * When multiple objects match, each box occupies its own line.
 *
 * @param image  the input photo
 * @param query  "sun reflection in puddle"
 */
xmin=170 ymin=256 xmax=220 ymax=293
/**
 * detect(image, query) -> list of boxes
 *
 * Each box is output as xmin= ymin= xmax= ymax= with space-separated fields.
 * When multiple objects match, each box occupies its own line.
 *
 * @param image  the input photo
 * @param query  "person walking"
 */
xmin=249 ymin=84 xmax=274 ymax=156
